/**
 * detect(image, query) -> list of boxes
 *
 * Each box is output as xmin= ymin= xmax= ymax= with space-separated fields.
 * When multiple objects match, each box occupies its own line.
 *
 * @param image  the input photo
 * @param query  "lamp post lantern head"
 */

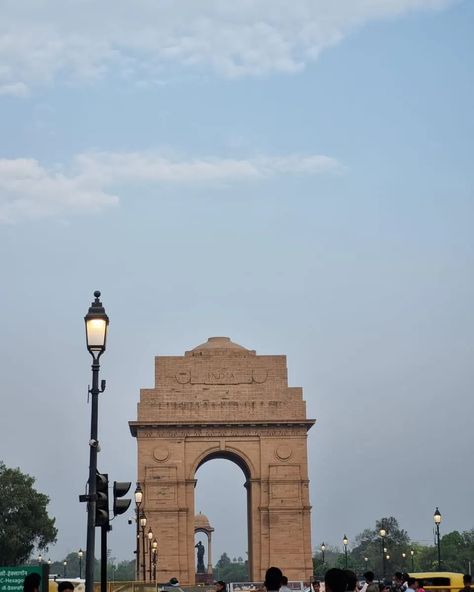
xmin=380 ymin=528 xmax=386 ymax=537
xmin=343 ymin=535 xmax=348 ymax=546
xmin=85 ymin=291 xmax=109 ymax=359
xmin=152 ymin=538 xmax=158 ymax=550
xmin=386 ymin=555 xmax=390 ymax=560
xmin=321 ymin=543 xmax=326 ymax=551
xmin=148 ymin=527 xmax=153 ymax=540
xmin=364 ymin=557 xmax=368 ymax=563
xmin=434 ymin=507 xmax=442 ymax=525
xmin=78 ymin=549 xmax=83 ymax=558
xmin=140 ymin=513 xmax=147 ymax=528
xmin=135 ymin=483 xmax=143 ymax=505
xmin=410 ymin=549 xmax=415 ymax=556
xmin=402 ymin=552 xmax=406 ymax=558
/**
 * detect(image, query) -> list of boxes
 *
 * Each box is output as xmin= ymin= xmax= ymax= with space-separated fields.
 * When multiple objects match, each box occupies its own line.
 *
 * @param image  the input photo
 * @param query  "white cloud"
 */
xmin=0 ymin=158 xmax=119 ymax=223
xmin=0 ymin=82 xmax=29 ymax=97
xmin=0 ymin=0 xmax=455 ymax=92
xmin=0 ymin=151 xmax=341 ymax=222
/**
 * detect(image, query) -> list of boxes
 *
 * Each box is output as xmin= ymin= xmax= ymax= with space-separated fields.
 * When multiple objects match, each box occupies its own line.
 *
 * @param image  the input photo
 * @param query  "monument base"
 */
xmin=196 ymin=573 xmax=214 ymax=585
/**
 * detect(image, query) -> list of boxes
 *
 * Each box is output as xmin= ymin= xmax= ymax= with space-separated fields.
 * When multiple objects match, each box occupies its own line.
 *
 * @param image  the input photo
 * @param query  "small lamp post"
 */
xmin=38 ymin=555 xmax=42 ymax=565
xmin=140 ymin=513 xmax=147 ymax=580
xmin=434 ymin=507 xmax=442 ymax=569
xmin=152 ymin=539 xmax=158 ymax=581
xmin=321 ymin=542 xmax=326 ymax=565
xmin=147 ymin=527 xmax=153 ymax=580
xmin=364 ymin=557 xmax=369 ymax=570
xmin=84 ymin=291 xmax=109 ymax=592
xmin=343 ymin=535 xmax=349 ymax=568
xmin=410 ymin=549 xmax=415 ymax=571
xmin=48 ymin=559 xmax=52 ymax=567
xmin=402 ymin=552 xmax=406 ymax=568
xmin=135 ymin=483 xmax=143 ymax=580
xmin=63 ymin=561 xmax=68 ymax=577
xmin=78 ymin=549 xmax=84 ymax=579
xmin=380 ymin=528 xmax=387 ymax=579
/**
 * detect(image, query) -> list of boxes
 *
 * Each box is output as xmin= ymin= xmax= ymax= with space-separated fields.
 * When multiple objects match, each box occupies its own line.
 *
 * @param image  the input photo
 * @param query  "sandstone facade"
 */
xmin=129 ymin=337 xmax=315 ymax=584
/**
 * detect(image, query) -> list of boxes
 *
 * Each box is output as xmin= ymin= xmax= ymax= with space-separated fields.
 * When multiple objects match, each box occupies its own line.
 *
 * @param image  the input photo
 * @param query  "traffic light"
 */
xmin=95 ymin=472 xmax=109 ymax=527
xmin=113 ymin=481 xmax=131 ymax=517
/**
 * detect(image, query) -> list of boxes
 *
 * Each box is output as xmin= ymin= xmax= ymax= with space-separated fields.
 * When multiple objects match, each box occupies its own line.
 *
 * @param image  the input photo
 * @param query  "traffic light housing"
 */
xmin=95 ymin=472 xmax=109 ymax=527
xmin=113 ymin=481 xmax=131 ymax=516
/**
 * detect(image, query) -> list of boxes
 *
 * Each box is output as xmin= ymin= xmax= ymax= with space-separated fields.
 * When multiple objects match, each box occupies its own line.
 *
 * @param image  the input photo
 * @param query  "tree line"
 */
xmin=313 ymin=517 xmax=474 ymax=576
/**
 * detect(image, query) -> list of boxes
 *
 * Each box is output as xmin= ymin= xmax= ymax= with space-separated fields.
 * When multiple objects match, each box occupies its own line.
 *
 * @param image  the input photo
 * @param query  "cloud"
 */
xmin=0 ymin=151 xmax=340 ymax=223
xmin=0 ymin=82 xmax=30 ymax=97
xmin=0 ymin=0 xmax=455 ymax=92
xmin=0 ymin=158 xmax=119 ymax=223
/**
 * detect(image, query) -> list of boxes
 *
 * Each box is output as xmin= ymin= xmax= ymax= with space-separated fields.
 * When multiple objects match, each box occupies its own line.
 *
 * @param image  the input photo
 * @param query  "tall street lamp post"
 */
xmin=380 ymin=529 xmax=387 ymax=579
xmin=147 ymin=527 xmax=153 ymax=581
xmin=38 ymin=555 xmax=42 ymax=565
xmin=343 ymin=535 xmax=348 ymax=568
xmin=63 ymin=561 xmax=67 ymax=577
xmin=402 ymin=552 xmax=406 ymax=569
xmin=134 ymin=484 xmax=143 ymax=580
xmin=140 ymin=513 xmax=147 ymax=581
xmin=434 ymin=507 xmax=442 ymax=570
xmin=321 ymin=543 xmax=326 ymax=565
xmin=84 ymin=291 xmax=109 ymax=592
xmin=78 ymin=549 xmax=84 ymax=579
xmin=410 ymin=549 xmax=415 ymax=571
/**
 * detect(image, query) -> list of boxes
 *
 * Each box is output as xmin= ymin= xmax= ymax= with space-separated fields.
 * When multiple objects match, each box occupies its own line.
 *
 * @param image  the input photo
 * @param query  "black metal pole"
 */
xmin=153 ymin=553 xmax=156 ymax=581
xmin=101 ymin=525 xmax=107 ymax=592
xmin=381 ymin=539 xmax=386 ymax=579
xmin=344 ymin=546 xmax=347 ymax=568
xmin=141 ymin=526 xmax=146 ymax=581
xmin=148 ymin=539 xmax=152 ymax=580
xmin=411 ymin=553 xmax=414 ymax=571
xmin=436 ymin=523 xmax=441 ymax=569
xmin=135 ymin=508 xmax=140 ymax=580
xmin=79 ymin=557 xmax=82 ymax=579
xmin=85 ymin=359 xmax=100 ymax=592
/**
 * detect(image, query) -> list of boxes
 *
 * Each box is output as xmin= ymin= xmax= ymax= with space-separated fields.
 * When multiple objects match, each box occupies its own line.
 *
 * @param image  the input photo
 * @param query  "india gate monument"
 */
xmin=129 ymin=336 xmax=315 ymax=584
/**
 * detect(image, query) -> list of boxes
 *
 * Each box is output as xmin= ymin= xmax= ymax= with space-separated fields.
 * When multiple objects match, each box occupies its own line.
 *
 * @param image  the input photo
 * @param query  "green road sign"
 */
xmin=0 ymin=565 xmax=48 ymax=592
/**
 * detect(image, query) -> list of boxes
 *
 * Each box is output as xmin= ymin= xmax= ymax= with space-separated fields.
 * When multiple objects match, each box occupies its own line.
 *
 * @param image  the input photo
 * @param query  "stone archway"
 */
xmin=129 ymin=337 xmax=315 ymax=584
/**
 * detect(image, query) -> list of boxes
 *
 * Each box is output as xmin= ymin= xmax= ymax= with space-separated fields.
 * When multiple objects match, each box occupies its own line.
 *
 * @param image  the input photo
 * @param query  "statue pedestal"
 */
xmin=196 ymin=573 xmax=214 ymax=585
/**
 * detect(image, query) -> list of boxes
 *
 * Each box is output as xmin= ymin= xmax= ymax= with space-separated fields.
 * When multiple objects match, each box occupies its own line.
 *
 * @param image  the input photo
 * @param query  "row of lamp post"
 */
xmin=134 ymin=482 xmax=158 ymax=581
xmin=38 ymin=550 xmax=84 ymax=578
xmin=319 ymin=508 xmax=443 ymax=575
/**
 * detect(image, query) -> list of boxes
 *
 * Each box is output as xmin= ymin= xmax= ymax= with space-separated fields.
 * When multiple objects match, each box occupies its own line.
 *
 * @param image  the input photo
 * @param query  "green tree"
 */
xmin=351 ymin=517 xmax=410 ymax=576
xmin=0 ymin=461 xmax=57 ymax=565
xmin=214 ymin=553 xmax=249 ymax=582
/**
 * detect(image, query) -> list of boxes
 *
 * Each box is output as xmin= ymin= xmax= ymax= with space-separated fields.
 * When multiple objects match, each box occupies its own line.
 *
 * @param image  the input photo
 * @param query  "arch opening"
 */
xmin=195 ymin=456 xmax=250 ymax=582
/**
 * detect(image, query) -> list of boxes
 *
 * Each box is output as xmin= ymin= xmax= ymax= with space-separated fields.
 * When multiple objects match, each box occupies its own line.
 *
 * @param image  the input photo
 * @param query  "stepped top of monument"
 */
xmin=188 ymin=336 xmax=254 ymax=355
xmin=130 ymin=336 xmax=315 ymax=427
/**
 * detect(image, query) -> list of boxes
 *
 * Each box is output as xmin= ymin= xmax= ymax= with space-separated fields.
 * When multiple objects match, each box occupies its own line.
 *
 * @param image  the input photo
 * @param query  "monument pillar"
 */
xmin=130 ymin=337 xmax=315 ymax=584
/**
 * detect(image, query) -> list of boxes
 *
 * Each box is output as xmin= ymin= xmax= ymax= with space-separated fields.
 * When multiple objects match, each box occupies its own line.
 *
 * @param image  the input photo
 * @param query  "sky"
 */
xmin=0 ymin=0 xmax=473 ymax=568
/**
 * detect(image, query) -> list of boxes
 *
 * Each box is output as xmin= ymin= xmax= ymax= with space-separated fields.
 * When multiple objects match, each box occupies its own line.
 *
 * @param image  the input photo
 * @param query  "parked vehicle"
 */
xmin=409 ymin=572 xmax=465 ymax=592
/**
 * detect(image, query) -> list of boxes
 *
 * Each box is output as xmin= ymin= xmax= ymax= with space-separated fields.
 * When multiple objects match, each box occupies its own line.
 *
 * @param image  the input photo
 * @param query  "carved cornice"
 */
xmin=129 ymin=419 xmax=315 ymax=437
